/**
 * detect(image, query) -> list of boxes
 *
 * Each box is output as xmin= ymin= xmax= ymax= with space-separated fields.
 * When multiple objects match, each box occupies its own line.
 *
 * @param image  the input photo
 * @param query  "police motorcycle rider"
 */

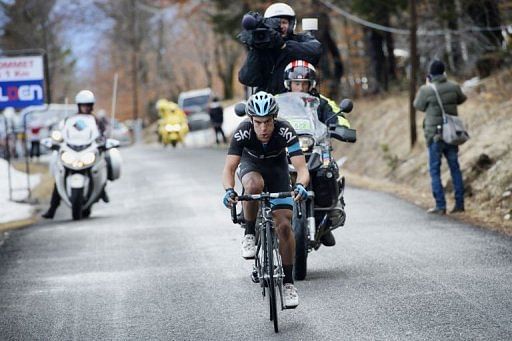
xmin=42 ymin=90 xmax=109 ymax=219
xmin=238 ymin=2 xmax=322 ymax=95
xmin=283 ymin=60 xmax=350 ymax=246
xmin=222 ymin=91 xmax=309 ymax=308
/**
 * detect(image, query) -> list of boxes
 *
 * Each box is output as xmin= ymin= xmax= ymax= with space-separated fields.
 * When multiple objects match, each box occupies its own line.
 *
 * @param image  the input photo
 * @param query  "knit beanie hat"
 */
xmin=429 ymin=60 xmax=445 ymax=76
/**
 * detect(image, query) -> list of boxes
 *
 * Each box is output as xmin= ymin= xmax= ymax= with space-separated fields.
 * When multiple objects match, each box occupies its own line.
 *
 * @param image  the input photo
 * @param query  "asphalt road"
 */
xmin=1 ymin=143 xmax=512 ymax=340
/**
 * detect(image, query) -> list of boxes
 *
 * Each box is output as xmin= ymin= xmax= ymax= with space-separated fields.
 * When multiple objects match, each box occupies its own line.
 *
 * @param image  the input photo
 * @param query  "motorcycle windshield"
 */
xmin=276 ymin=92 xmax=327 ymax=141
xmin=62 ymin=114 xmax=100 ymax=146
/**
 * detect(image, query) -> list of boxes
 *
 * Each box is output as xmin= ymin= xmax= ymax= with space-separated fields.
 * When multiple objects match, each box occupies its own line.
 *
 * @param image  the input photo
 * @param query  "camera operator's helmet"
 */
xmin=246 ymin=91 xmax=279 ymax=118
xmin=264 ymin=3 xmax=296 ymax=34
xmin=75 ymin=90 xmax=95 ymax=105
xmin=284 ymin=60 xmax=317 ymax=91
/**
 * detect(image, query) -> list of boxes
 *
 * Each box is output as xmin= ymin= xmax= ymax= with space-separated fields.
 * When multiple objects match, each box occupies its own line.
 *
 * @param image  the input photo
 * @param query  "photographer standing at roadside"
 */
xmin=238 ymin=3 xmax=322 ymax=95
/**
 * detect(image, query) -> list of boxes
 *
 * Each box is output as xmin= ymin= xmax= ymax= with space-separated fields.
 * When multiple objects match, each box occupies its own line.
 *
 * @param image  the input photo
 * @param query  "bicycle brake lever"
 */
xmin=231 ymin=205 xmax=238 ymax=224
xmin=296 ymin=201 xmax=303 ymax=219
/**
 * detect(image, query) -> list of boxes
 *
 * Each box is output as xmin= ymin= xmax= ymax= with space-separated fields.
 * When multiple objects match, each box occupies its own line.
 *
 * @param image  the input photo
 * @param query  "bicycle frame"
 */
xmin=231 ymin=191 xmax=291 ymax=333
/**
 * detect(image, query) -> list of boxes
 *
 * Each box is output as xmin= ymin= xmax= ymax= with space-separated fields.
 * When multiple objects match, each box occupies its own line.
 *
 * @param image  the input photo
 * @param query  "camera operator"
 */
xmin=238 ymin=3 xmax=322 ymax=95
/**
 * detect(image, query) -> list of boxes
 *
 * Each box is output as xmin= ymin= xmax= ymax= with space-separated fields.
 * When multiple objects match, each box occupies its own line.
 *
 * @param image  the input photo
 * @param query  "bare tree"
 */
xmin=0 ymin=0 xmax=76 ymax=102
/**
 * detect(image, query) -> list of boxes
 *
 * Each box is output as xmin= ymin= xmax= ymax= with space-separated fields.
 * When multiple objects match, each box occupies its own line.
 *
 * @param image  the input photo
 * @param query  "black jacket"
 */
xmin=238 ymin=33 xmax=322 ymax=95
xmin=209 ymin=103 xmax=224 ymax=125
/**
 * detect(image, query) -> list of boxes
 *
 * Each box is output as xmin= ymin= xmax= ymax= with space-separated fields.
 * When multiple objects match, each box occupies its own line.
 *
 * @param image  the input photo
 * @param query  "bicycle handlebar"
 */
xmin=230 ymin=191 xmax=293 ymax=224
xmin=237 ymin=191 xmax=292 ymax=201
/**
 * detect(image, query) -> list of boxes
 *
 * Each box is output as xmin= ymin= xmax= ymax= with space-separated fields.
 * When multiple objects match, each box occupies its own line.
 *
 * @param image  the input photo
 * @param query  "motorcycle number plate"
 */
xmin=69 ymin=174 xmax=85 ymax=188
xmin=288 ymin=118 xmax=312 ymax=131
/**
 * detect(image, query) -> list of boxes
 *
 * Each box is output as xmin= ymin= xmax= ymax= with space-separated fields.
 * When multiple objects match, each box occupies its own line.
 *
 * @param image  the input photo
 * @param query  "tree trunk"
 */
xmin=366 ymin=28 xmax=387 ymax=92
xmin=384 ymin=31 xmax=396 ymax=81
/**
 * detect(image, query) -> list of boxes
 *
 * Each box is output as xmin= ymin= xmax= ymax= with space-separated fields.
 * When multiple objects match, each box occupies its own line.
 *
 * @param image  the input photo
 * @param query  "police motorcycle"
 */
xmin=42 ymin=115 xmax=122 ymax=220
xmin=275 ymin=92 xmax=356 ymax=280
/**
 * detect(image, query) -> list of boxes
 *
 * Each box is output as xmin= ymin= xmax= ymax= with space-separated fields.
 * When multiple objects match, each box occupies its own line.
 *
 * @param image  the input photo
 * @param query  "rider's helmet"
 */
xmin=155 ymin=98 xmax=168 ymax=112
xmin=246 ymin=91 xmax=279 ymax=118
xmin=264 ymin=3 xmax=296 ymax=35
xmin=283 ymin=60 xmax=317 ymax=91
xmin=166 ymin=101 xmax=180 ymax=112
xmin=75 ymin=90 xmax=95 ymax=105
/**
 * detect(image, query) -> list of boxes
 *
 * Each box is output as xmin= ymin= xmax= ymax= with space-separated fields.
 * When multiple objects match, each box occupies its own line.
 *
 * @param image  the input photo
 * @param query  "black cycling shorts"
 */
xmin=238 ymin=156 xmax=293 ymax=211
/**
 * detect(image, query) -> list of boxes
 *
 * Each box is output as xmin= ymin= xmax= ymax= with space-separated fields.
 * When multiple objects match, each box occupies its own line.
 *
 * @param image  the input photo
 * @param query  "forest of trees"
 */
xmin=0 ymin=0 xmax=510 ymax=122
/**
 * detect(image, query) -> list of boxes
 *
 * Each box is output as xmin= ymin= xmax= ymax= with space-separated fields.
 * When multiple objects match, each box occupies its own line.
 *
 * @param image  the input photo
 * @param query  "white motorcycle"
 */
xmin=42 ymin=114 xmax=122 ymax=220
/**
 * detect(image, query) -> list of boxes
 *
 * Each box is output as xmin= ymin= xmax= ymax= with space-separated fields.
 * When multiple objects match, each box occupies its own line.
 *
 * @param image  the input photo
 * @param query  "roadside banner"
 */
xmin=0 ymin=55 xmax=45 ymax=109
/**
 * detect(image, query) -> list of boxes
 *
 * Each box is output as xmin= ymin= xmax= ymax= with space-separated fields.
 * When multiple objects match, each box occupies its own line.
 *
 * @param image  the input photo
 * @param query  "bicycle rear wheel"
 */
xmin=266 ymin=221 xmax=278 ymax=333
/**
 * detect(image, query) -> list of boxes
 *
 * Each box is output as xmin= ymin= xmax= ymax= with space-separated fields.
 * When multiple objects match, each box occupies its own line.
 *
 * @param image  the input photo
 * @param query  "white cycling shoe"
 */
xmin=241 ymin=234 xmax=256 ymax=259
xmin=283 ymin=283 xmax=299 ymax=308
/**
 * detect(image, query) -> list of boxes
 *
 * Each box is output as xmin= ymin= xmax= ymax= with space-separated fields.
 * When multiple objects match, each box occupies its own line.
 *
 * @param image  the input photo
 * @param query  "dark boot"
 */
xmin=43 ymin=184 xmax=61 ymax=219
xmin=427 ymin=207 xmax=446 ymax=215
xmin=320 ymin=231 xmax=336 ymax=247
xmin=42 ymin=209 xmax=56 ymax=219
xmin=450 ymin=205 xmax=465 ymax=213
xmin=101 ymin=189 xmax=110 ymax=203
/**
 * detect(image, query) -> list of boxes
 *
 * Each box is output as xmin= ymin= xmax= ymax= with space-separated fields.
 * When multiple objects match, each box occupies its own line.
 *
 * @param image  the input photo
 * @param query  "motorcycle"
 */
xmin=158 ymin=115 xmax=189 ymax=148
xmin=42 ymin=114 xmax=122 ymax=220
xmin=275 ymin=92 xmax=356 ymax=280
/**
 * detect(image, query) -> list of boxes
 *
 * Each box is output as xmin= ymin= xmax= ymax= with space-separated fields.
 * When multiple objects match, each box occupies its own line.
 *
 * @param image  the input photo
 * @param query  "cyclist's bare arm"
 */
xmin=222 ymin=155 xmax=241 ymax=190
xmin=290 ymin=155 xmax=309 ymax=187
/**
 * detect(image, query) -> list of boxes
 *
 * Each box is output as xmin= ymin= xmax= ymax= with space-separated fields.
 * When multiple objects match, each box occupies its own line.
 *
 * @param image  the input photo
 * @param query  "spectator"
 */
xmin=414 ymin=60 xmax=467 ymax=215
xmin=209 ymin=97 xmax=227 ymax=145
xmin=28 ymin=123 xmax=42 ymax=161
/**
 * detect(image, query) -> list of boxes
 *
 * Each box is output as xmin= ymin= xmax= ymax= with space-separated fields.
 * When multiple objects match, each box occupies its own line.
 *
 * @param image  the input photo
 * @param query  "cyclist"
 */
xmin=221 ymin=91 xmax=309 ymax=308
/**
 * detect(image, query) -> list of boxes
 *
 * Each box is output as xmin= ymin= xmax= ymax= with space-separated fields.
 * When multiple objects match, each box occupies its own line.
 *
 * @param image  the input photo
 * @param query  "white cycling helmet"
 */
xmin=75 ymin=90 xmax=95 ymax=104
xmin=246 ymin=91 xmax=279 ymax=118
xmin=264 ymin=3 xmax=296 ymax=34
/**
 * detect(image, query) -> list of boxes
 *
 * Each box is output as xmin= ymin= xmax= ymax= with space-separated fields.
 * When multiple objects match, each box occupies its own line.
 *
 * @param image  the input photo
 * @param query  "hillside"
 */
xmin=334 ymin=68 xmax=512 ymax=234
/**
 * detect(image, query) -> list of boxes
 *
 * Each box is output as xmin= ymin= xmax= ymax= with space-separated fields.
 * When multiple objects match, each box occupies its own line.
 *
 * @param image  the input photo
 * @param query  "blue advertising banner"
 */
xmin=0 ymin=80 xmax=45 ymax=108
xmin=0 ymin=56 xmax=45 ymax=109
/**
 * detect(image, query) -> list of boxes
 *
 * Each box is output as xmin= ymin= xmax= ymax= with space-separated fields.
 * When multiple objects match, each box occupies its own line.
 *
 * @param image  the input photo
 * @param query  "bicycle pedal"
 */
xmin=284 ymin=305 xmax=298 ymax=310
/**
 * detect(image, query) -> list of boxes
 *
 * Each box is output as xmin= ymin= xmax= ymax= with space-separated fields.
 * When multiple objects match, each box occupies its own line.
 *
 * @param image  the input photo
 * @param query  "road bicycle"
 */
xmin=231 ymin=191 xmax=294 ymax=333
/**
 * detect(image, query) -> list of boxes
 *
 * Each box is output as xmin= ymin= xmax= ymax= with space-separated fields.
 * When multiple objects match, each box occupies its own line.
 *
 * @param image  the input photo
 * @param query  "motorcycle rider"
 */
xmin=284 ymin=60 xmax=350 ymax=128
xmin=156 ymin=99 xmax=189 ymax=145
xmin=238 ymin=2 xmax=322 ymax=95
xmin=284 ymin=60 xmax=350 ymax=246
xmin=42 ymin=90 xmax=108 ymax=219
xmin=222 ymin=91 xmax=309 ymax=308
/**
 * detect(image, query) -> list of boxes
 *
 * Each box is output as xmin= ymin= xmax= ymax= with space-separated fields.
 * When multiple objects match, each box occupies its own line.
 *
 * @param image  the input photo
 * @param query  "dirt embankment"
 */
xmin=334 ymin=68 xmax=512 ymax=235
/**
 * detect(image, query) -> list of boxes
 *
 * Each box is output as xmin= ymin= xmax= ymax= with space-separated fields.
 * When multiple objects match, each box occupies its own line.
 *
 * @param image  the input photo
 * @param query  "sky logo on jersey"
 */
xmin=234 ymin=128 xmax=251 ymax=141
xmin=279 ymin=127 xmax=295 ymax=143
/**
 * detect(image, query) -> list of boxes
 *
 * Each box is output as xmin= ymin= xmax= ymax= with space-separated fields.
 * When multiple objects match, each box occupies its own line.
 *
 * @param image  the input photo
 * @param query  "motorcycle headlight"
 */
xmin=299 ymin=136 xmax=315 ymax=152
xmin=165 ymin=124 xmax=181 ymax=132
xmin=61 ymin=151 xmax=95 ymax=168
xmin=81 ymin=152 xmax=96 ymax=165
xmin=61 ymin=151 xmax=75 ymax=165
xmin=51 ymin=130 xmax=63 ymax=142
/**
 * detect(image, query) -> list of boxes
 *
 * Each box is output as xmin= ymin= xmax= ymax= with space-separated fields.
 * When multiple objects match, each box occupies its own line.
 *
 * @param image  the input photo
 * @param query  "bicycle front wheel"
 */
xmin=266 ymin=221 xmax=279 ymax=333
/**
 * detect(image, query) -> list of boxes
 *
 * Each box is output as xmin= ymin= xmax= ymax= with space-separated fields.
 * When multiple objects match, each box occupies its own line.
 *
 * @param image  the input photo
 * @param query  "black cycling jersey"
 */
xmin=228 ymin=119 xmax=303 ymax=159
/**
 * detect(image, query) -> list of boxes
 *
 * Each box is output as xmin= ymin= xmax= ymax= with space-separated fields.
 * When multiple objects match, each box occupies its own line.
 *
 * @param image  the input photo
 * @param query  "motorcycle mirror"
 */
xmin=339 ymin=99 xmax=353 ymax=114
xmin=234 ymin=102 xmax=247 ymax=117
xmin=105 ymin=138 xmax=120 ymax=149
